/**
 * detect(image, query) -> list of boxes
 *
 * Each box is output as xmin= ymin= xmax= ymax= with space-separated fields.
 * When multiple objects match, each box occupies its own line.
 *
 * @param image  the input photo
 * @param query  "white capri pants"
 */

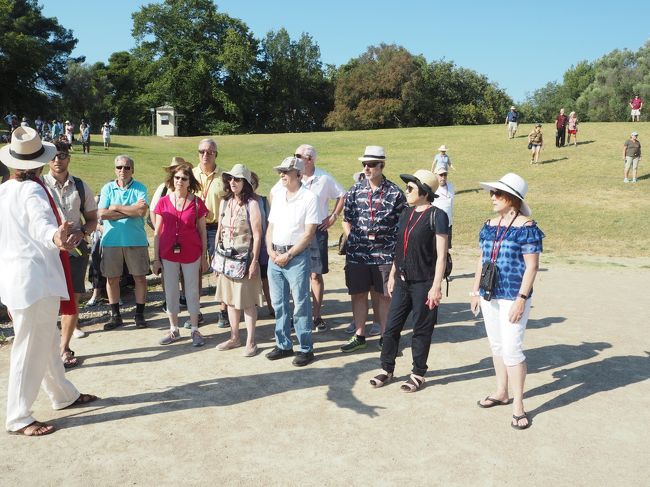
xmin=480 ymin=297 xmax=532 ymax=366
xmin=6 ymin=296 xmax=79 ymax=431
xmin=162 ymin=258 xmax=201 ymax=316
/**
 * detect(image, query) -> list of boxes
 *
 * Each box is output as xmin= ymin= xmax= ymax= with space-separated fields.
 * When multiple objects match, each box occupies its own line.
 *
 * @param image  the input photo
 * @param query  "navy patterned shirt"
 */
xmin=344 ymin=177 xmax=406 ymax=265
xmin=479 ymin=222 xmax=545 ymax=300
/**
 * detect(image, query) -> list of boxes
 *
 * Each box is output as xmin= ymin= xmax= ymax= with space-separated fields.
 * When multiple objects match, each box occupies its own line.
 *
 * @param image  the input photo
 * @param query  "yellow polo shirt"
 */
xmin=193 ymin=165 xmax=225 ymax=224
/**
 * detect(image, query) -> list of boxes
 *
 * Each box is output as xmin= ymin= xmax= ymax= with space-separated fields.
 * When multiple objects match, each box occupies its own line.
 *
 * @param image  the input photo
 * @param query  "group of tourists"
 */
xmin=0 ymin=125 xmax=546 ymax=435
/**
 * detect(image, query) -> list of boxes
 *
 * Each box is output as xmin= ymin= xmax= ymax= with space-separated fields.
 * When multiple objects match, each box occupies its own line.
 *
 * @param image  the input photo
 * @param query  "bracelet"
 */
xmin=517 ymin=293 xmax=528 ymax=300
xmin=469 ymin=291 xmax=480 ymax=297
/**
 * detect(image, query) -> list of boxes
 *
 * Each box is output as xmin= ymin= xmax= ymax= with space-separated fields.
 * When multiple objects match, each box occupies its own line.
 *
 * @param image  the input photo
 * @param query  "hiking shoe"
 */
xmin=103 ymin=315 xmax=123 ymax=331
xmin=341 ymin=335 xmax=367 ymax=353
xmin=292 ymin=351 xmax=315 ymax=367
xmin=632 ymin=178 xmax=637 ymax=183
xmin=73 ymin=328 xmax=87 ymax=339
xmin=266 ymin=347 xmax=294 ymax=361
xmin=179 ymin=295 xmax=187 ymax=309
xmin=369 ymin=323 xmax=381 ymax=336
xmin=198 ymin=312 xmax=204 ymax=324
xmin=378 ymin=337 xmax=383 ymax=351
xmin=85 ymin=297 xmax=99 ymax=307
xmin=159 ymin=329 xmax=180 ymax=345
xmin=345 ymin=322 xmax=356 ymax=334
xmin=624 ymin=178 xmax=629 ymax=183
xmin=191 ymin=330 xmax=205 ymax=347
xmin=183 ymin=320 xmax=192 ymax=330
xmin=314 ymin=318 xmax=327 ymax=331
xmin=134 ymin=314 xmax=147 ymax=328
xmin=217 ymin=311 xmax=230 ymax=328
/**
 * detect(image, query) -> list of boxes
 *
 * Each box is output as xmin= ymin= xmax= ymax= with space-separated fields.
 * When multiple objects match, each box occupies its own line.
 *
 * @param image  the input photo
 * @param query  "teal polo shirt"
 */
xmin=98 ymin=179 xmax=149 ymax=247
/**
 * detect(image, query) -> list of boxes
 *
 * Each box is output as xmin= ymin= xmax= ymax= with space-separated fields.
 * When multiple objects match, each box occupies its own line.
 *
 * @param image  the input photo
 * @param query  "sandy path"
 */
xmin=0 ymin=251 xmax=648 ymax=486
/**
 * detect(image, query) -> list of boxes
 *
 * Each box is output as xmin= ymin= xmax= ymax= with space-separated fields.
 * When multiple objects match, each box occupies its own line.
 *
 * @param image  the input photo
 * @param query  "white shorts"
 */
xmin=480 ymin=297 xmax=531 ymax=366
xmin=631 ymin=109 xmax=641 ymax=116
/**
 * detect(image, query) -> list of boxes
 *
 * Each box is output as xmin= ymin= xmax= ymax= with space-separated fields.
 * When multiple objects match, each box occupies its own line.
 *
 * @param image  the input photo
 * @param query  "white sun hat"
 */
xmin=0 ymin=126 xmax=56 ymax=169
xmin=479 ymin=172 xmax=532 ymax=216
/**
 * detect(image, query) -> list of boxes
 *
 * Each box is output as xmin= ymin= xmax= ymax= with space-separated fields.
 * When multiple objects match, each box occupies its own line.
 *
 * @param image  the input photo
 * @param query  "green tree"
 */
xmin=0 ymin=0 xmax=80 ymax=117
xmin=131 ymin=0 xmax=258 ymax=135
xmin=59 ymin=61 xmax=112 ymax=129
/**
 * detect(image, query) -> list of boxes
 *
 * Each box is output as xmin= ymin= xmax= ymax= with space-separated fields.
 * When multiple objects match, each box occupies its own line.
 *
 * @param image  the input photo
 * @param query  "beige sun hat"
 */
xmin=0 ymin=126 xmax=56 ymax=169
xmin=400 ymin=169 xmax=439 ymax=199
xmin=358 ymin=145 xmax=386 ymax=162
xmin=437 ymin=145 xmax=448 ymax=152
xmin=223 ymin=163 xmax=253 ymax=185
xmin=479 ymin=172 xmax=531 ymax=216
xmin=163 ymin=156 xmax=191 ymax=170
xmin=274 ymin=156 xmax=304 ymax=173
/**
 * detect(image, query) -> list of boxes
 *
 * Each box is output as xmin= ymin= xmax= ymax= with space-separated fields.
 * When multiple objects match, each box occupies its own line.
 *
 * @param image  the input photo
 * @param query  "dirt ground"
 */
xmin=0 ymin=250 xmax=648 ymax=486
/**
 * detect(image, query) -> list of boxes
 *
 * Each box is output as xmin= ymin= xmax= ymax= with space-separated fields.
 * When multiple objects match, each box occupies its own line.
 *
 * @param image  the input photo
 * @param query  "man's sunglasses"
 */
xmin=54 ymin=153 xmax=69 ymax=161
xmin=361 ymin=161 xmax=381 ymax=168
xmin=115 ymin=165 xmax=132 ymax=170
xmin=198 ymin=149 xmax=216 ymax=156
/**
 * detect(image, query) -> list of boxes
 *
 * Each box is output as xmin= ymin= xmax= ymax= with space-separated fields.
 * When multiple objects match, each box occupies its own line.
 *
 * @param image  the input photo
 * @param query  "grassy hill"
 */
xmin=58 ymin=122 xmax=649 ymax=259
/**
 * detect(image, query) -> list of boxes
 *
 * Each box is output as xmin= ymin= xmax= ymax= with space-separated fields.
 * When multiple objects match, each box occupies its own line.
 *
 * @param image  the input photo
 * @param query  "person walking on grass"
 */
xmin=528 ymin=124 xmax=543 ymax=164
xmin=369 ymin=170 xmax=448 ymax=393
xmin=102 ymin=122 xmax=111 ymax=150
xmin=505 ymin=106 xmax=519 ymax=139
xmin=470 ymin=173 xmax=544 ymax=430
xmin=623 ymin=131 xmax=641 ymax=183
xmin=152 ymin=163 xmax=209 ymax=347
xmin=630 ymin=94 xmax=643 ymax=122
xmin=214 ymin=164 xmax=263 ymax=357
xmin=0 ymin=127 xmax=97 ymax=437
xmin=265 ymin=156 xmax=319 ymax=367
xmin=567 ymin=112 xmax=578 ymax=147
xmin=43 ymin=140 xmax=98 ymax=368
xmin=431 ymin=145 xmax=454 ymax=173
xmin=342 ymin=146 xmax=406 ymax=353
xmin=98 ymin=155 xmax=150 ymax=331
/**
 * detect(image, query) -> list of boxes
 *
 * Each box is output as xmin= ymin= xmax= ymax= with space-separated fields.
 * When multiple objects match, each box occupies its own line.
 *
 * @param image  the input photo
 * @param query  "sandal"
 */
xmin=477 ymin=396 xmax=510 ymax=408
xmin=369 ymin=371 xmax=393 ymax=388
xmin=9 ymin=421 xmax=56 ymax=437
xmin=511 ymin=412 xmax=531 ymax=430
xmin=61 ymin=349 xmax=78 ymax=369
xmin=400 ymin=374 xmax=425 ymax=393
xmin=63 ymin=393 xmax=99 ymax=409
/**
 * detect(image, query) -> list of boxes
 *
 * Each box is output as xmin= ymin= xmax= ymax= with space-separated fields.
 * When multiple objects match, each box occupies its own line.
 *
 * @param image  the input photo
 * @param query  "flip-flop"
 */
xmin=63 ymin=393 xmax=99 ymax=409
xmin=8 ymin=421 xmax=56 ymax=437
xmin=369 ymin=372 xmax=393 ymax=388
xmin=61 ymin=350 xmax=78 ymax=369
xmin=511 ymin=412 xmax=531 ymax=430
xmin=477 ymin=396 xmax=510 ymax=408
xmin=400 ymin=374 xmax=425 ymax=393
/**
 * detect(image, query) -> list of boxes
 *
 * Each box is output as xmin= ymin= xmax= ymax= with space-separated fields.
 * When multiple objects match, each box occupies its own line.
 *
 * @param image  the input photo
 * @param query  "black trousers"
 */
xmin=381 ymin=278 xmax=438 ymax=376
xmin=556 ymin=128 xmax=566 ymax=147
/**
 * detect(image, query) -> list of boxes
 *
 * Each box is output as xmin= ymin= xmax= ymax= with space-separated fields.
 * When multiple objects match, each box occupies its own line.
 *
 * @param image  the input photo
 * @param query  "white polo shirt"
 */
xmin=271 ymin=167 xmax=345 ymax=221
xmin=268 ymin=185 xmax=319 ymax=246
xmin=433 ymin=181 xmax=455 ymax=226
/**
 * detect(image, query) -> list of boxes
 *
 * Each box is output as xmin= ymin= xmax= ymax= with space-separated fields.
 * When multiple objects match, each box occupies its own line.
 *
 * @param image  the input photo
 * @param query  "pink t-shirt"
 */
xmin=631 ymin=98 xmax=643 ymax=109
xmin=154 ymin=194 xmax=208 ymax=263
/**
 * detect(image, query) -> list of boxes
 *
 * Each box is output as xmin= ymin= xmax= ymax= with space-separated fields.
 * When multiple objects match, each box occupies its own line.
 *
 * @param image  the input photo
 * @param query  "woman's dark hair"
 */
xmin=165 ymin=163 xmax=201 ymax=193
xmin=222 ymin=174 xmax=254 ymax=204
xmin=250 ymin=171 xmax=259 ymax=192
xmin=14 ymin=168 xmax=42 ymax=182
xmin=414 ymin=183 xmax=435 ymax=203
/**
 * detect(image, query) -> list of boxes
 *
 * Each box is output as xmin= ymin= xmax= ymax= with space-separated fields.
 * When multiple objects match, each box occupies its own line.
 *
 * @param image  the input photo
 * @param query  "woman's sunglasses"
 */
xmin=174 ymin=175 xmax=189 ymax=181
xmin=490 ymin=189 xmax=504 ymax=197
xmin=225 ymin=176 xmax=244 ymax=183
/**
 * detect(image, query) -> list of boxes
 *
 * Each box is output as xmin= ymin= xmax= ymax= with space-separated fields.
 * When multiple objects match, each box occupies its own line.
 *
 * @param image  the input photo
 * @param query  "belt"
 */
xmin=272 ymin=244 xmax=294 ymax=254
xmin=206 ymin=223 xmax=218 ymax=229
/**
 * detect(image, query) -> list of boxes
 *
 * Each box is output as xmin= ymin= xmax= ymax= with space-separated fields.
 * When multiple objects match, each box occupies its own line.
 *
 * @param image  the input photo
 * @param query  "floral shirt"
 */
xmin=344 ymin=177 xmax=406 ymax=265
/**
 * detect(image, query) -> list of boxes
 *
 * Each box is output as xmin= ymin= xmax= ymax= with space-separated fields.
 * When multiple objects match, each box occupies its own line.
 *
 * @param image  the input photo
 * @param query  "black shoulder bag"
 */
xmin=479 ymin=212 xmax=518 ymax=301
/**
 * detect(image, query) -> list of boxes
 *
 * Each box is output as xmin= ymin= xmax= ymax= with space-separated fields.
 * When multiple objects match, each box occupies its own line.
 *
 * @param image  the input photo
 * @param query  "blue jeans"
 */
xmin=206 ymin=226 xmax=217 ymax=272
xmin=268 ymin=250 xmax=313 ymax=353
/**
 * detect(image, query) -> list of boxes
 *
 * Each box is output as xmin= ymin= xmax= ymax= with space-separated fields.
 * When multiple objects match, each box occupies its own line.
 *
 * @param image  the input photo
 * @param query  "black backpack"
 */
xmin=429 ymin=207 xmax=453 ymax=296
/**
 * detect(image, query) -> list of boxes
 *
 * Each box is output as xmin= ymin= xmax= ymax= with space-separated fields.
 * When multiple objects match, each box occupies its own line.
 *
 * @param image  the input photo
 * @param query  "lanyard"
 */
xmin=227 ymin=199 xmax=244 ymax=243
xmin=367 ymin=183 xmax=384 ymax=225
xmin=173 ymin=194 xmax=189 ymax=238
xmin=490 ymin=212 xmax=518 ymax=262
xmin=402 ymin=207 xmax=427 ymax=259
xmin=200 ymin=171 xmax=215 ymax=200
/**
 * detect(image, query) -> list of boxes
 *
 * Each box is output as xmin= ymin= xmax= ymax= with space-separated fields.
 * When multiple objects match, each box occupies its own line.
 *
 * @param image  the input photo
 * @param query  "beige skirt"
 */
xmin=215 ymin=272 xmax=263 ymax=310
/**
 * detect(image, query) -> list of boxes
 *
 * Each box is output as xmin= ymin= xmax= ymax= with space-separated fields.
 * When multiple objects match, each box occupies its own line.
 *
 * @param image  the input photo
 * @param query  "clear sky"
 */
xmin=41 ymin=0 xmax=650 ymax=102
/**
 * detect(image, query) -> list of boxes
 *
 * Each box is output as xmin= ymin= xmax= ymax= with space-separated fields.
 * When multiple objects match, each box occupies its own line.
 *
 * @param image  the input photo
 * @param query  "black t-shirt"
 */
xmin=0 ymin=161 xmax=9 ymax=181
xmin=394 ymin=206 xmax=449 ymax=281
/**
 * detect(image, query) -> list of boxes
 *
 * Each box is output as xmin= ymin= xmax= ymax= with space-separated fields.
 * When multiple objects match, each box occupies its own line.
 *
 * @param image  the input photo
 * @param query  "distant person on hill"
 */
xmin=567 ymin=112 xmax=578 ymax=146
xmin=505 ymin=106 xmax=519 ymax=139
xmin=64 ymin=121 xmax=74 ymax=150
xmin=433 ymin=166 xmax=455 ymax=248
xmin=20 ymin=117 xmax=29 ymax=128
xmin=630 ymin=95 xmax=643 ymax=122
xmin=431 ymin=145 xmax=454 ymax=173
xmin=555 ymin=109 xmax=568 ymax=147
xmin=528 ymin=124 xmax=543 ymax=164
xmin=102 ymin=122 xmax=112 ymax=150
xmin=623 ymin=131 xmax=641 ymax=183
xmin=80 ymin=121 xmax=90 ymax=154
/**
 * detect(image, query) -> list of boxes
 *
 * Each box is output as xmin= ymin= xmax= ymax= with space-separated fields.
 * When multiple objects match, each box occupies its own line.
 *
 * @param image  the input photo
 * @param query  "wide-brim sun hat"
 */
xmin=400 ymin=169 xmax=439 ymax=199
xmin=437 ymin=145 xmax=448 ymax=152
xmin=0 ymin=126 xmax=56 ymax=169
xmin=163 ymin=156 xmax=190 ymax=170
xmin=223 ymin=163 xmax=252 ymax=185
xmin=358 ymin=145 xmax=386 ymax=162
xmin=479 ymin=172 xmax=531 ymax=216
xmin=273 ymin=156 xmax=304 ymax=173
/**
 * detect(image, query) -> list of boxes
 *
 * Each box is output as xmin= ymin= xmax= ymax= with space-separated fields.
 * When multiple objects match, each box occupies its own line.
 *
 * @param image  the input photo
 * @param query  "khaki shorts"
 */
xmin=101 ymin=246 xmax=150 ymax=278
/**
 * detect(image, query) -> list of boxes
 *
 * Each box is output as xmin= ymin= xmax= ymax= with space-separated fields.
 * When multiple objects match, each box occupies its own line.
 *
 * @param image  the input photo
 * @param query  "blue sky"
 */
xmin=42 ymin=0 xmax=649 ymax=102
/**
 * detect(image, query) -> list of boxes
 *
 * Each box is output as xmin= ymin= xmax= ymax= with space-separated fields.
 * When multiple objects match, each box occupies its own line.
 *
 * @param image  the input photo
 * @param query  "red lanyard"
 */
xmin=174 ymin=194 xmax=188 ymax=237
xmin=367 ymin=184 xmax=384 ymax=224
xmin=200 ymin=172 xmax=214 ymax=200
xmin=490 ymin=212 xmax=518 ymax=262
xmin=403 ymin=208 xmax=427 ymax=259
xmin=227 ymin=199 xmax=243 ymax=242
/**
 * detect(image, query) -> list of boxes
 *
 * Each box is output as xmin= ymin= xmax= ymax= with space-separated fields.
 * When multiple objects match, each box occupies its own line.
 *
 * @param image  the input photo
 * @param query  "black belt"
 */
xmin=272 ymin=244 xmax=294 ymax=254
xmin=206 ymin=223 xmax=218 ymax=229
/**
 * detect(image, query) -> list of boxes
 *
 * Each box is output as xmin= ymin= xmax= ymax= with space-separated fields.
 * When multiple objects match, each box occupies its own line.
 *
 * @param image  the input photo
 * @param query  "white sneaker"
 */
xmin=73 ymin=328 xmax=87 ymax=339
xmin=369 ymin=323 xmax=381 ymax=336
xmin=624 ymin=178 xmax=629 ymax=183
xmin=345 ymin=322 xmax=356 ymax=334
xmin=632 ymin=178 xmax=637 ymax=183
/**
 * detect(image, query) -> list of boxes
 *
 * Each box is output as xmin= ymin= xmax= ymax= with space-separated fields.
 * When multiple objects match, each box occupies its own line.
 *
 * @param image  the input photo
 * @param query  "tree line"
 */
xmin=3 ymin=0 xmax=647 ymax=135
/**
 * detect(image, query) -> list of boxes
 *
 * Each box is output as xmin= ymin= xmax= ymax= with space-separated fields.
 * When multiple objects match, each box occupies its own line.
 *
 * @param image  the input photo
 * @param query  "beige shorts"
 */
xmin=631 ymin=109 xmax=641 ymax=116
xmin=101 ymin=246 xmax=150 ymax=278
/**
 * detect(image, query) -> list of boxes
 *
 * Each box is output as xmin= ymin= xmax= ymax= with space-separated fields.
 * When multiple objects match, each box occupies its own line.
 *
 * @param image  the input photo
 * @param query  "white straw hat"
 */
xmin=437 ymin=145 xmax=448 ymax=152
xmin=358 ymin=146 xmax=386 ymax=162
xmin=0 ymin=126 xmax=56 ymax=169
xmin=479 ymin=173 xmax=531 ymax=216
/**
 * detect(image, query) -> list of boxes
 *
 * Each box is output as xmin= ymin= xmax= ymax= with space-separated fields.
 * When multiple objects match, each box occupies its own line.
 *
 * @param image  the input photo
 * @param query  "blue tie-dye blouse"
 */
xmin=479 ymin=222 xmax=545 ymax=300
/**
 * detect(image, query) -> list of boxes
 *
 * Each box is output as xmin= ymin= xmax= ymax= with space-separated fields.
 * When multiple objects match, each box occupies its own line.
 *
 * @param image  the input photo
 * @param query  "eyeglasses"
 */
xmin=54 ymin=153 xmax=69 ymax=161
xmin=362 ymin=161 xmax=380 ymax=168
xmin=225 ymin=176 xmax=243 ymax=183
xmin=277 ymin=170 xmax=290 ymax=175
xmin=490 ymin=189 xmax=504 ymax=197
xmin=294 ymin=153 xmax=310 ymax=160
xmin=115 ymin=166 xmax=132 ymax=171
xmin=174 ymin=175 xmax=189 ymax=181
xmin=198 ymin=149 xmax=216 ymax=156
